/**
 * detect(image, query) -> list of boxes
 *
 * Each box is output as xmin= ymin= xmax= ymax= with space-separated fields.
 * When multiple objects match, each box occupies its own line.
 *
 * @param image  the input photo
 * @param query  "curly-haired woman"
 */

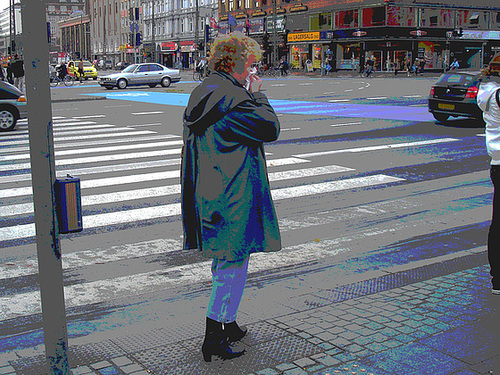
xmin=181 ymin=32 xmax=281 ymax=361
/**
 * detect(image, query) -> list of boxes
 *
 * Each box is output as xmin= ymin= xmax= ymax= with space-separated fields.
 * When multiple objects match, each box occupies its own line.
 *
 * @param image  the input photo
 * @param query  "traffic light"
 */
xmin=11 ymin=40 xmax=15 ymax=52
xmin=136 ymin=33 xmax=142 ymax=46
xmin=134 ymin=7 xmax=140 ymax=21
xmin=130 ymin=33 xmax=134 ymax=45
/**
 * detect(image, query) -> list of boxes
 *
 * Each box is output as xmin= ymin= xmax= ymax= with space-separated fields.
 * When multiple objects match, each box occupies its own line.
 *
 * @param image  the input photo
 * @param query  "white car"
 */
xmin=98 ymin=63 xmax=181 ymax=89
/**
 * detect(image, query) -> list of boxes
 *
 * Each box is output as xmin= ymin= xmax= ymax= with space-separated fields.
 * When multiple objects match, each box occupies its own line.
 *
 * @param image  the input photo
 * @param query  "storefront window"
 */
xmin=335 ymin=10 xmax=359 ymax=29
xmin=387 ymin=6 xmax=416 ymax=27
xmin=456 ymin=10 xmax=489 ymax=29
xmin=290 ymin=44 xmax=308 ymax=69
xmin=312 ymin=44 xmax=322 ymax=69
xmin=362 ymin=7 xmax=385 ymax=27
xmin=310 ymin=13 xmax=332 ymax=31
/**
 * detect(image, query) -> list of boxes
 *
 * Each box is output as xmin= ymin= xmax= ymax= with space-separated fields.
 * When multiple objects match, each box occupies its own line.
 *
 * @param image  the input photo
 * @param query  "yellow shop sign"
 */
xmin=288 ymin=32 xmax=321 ymax=42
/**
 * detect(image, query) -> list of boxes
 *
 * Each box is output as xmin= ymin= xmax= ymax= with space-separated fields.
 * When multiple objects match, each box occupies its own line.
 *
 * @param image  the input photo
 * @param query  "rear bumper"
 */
xmin=428 ymin=98 xmax=482 ymax=119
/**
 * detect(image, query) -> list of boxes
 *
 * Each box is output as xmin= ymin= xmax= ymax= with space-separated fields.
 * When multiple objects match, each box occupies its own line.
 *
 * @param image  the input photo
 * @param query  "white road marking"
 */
xmin=0 ymin=146 xmax=178 ymax=172
xmin=344 ymin=89 xmax=353 ymax=92
xmin=328 ymin=99 xmax=350 ymax=103
xmin=71 ymin=115 xmax=107 ymax=119
xmin=0 ymin=174 xmax=401 ymax=242
xmin=293 ymin=138 xmax=459 ymax=159
xmin=0 ymin=140 xmax=184 ymax=162
xmin=366 ymin=96 xmax=388 ymax=100
xmin=131 ymin=111 xmax=164 ymax=115
xmin=403 ymin=95 xmax=423 ymax=98
xmin=281 ymin=127 xmax=301 ymax=131
xmin=331 ymin=122 xmax=363 ymax=127
xmin=0 ymin=130 xmax=156 ymax=144
xmin=0 ymin=238 xmax=183 ymax=280
xmin=299 ymin=83 xmax=314 ymax=86
xmin=271 ymin=84 xmax=287 ymax=87
xmin=323 ymin=92 xmax=335 ymax=94
xmin=128 ymin=123 xmax=163 ymax=127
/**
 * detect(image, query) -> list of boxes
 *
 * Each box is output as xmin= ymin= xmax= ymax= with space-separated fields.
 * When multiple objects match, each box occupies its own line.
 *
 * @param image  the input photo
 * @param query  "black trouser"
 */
xmin=489 ymin=165 xmax=500 ymax=289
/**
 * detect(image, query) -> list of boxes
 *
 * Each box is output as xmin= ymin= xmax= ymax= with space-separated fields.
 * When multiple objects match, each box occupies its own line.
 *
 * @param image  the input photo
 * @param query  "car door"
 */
xmin=149 ymin=64 xmax=164 ymax=84
xmin=132 ymin=64 xmax=150 ymax=85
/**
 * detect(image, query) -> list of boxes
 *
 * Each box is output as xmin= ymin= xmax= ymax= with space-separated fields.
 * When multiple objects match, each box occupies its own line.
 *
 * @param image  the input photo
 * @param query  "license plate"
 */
xmin=438 ymin=103 xmax=455 ymax=110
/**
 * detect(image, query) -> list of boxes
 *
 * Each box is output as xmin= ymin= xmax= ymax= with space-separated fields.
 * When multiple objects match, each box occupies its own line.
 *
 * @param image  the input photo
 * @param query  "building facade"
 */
xmin=88 ymin=0 xmax=122 ymax=65
xmin=0 ymin=2 xmax=22 ymax=58
xmin=141 ymin=0 xmax=218 ymax=68
xmin=47 ymin=0 xmax=87 ymax=53
xmin=59 ymin=14 xmax=91 ymax=62
xmin=222 ymin=0 xmax=500 ymax=71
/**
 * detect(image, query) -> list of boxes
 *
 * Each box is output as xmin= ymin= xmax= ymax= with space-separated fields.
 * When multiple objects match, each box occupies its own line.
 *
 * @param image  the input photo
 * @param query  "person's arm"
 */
xmin=221 ymin=92 xmax=280 ymax=143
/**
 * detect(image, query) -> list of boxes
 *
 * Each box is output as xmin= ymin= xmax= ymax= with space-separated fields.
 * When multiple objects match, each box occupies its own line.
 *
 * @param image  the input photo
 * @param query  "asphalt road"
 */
xmin=0 ymin=72 xmax=492 ymax=352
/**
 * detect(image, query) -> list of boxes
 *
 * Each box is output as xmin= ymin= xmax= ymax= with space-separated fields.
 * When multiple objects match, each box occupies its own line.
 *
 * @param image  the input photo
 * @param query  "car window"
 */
xmin=137 ymin=65 xmax=149 ymax=72
xmin=0 ymin=88 xmax=19 ymax=99
xmin=123 ymin=64 xmax=138 ymax=73
xmin=437 ymin=73 xmax=475 ymax=86
xmin=83 ymin=61 xmax=93 ymax=67
xmin=150 ymin=64 xmax=163 ymax=71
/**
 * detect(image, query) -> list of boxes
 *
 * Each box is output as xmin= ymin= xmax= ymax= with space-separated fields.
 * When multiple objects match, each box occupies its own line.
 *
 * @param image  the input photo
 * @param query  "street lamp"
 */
xmin=71 ymin=10 xmax=85 ymax=59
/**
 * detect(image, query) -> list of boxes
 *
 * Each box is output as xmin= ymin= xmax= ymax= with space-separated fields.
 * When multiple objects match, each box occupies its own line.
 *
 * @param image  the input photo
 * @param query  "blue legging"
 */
xmin=207 ymin=256 xmax=250 ymax=323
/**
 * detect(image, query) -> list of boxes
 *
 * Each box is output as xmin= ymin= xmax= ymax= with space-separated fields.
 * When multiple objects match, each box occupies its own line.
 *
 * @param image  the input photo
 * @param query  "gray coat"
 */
xmin=181 ymin=71 xmax=281 ymax=261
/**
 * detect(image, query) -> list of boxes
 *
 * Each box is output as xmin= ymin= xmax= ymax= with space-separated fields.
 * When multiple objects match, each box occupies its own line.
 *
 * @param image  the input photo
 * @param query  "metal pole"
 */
xmin=21 ymin=0 xmax=70 ymax=373
xmin=195 ymin=0 xmax=199 ymax=66
xmin=152 ymin=0 xmax=156 ymax=62
xmin=272 ymin=0 xmax=277 ymax=67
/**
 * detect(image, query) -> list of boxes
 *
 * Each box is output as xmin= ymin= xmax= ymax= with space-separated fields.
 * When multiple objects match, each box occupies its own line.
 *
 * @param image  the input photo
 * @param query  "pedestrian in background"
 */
xmin=477 ymin=54 xmax=500 ymax=295
xmin=78 ymin=58 xmax=85 ymax=83
xmin=11 ymin=54 xmax=24 ymax=91
xmin=181 ymin=31 xmax=281 ymax=362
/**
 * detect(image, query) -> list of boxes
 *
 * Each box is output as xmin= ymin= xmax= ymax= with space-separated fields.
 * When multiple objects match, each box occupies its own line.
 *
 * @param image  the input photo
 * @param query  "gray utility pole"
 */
xmin=151 ymin=0 xmax=156 ymax=62
xmin=22 ymin=0 xmax=70 ymax=373
xmin=272 ymin=0 xmax=277 ymax=67
xmin=194 ymin=0 xmax=199 ymax=62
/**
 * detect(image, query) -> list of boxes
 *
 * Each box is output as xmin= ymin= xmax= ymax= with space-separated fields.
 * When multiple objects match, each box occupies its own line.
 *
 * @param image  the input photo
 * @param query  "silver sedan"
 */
xmin=98 ymin=63 xmax=181 ymax=90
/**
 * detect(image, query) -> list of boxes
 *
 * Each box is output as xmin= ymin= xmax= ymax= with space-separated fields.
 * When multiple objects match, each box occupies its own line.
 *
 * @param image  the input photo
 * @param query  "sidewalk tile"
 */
xmin=0 ymin=366 xmax=15 ymax=375
xmin=275 ymin=363 xmax=296 ymax=372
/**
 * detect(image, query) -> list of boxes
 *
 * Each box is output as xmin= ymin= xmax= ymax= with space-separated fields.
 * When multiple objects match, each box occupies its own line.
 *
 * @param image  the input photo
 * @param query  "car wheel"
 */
xmin=117 ymin=78 xmax=127 ymax=89
xmin=433 ymin=113 xmax=449 ymax=123
xmin=93 ymin=77 xmax=98 ymax=80
xmin=148 ymin=84 xmax=157 ymax=88
xmin=0 ymin=107 xmax=18 ymax=132
xmin=161 ymin=77 xmax=171 ymax=87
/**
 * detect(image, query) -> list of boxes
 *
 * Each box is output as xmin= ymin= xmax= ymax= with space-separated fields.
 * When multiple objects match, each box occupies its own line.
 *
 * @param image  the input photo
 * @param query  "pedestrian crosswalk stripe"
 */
xmin=0 ymin=140 xmax=184 ymax=162
xmin=0 ymin=165 xmax=354 ymax=215
xmin=0 ymin=174 xmax=403 ymax=242
xmin=0 ymin=134 xmax=180 ymax=156
xmin=293 ymin=138 xmax=459 ymax=158
xmin=0 ymin=130 xmax=157 ymax=144
xmin=0 ymin=238 xmax=183 ymax=280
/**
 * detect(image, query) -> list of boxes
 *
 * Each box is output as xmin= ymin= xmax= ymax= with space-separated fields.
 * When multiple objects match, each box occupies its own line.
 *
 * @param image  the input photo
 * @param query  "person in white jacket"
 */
xmin=477 ymin=61 xmax=500 ymax=295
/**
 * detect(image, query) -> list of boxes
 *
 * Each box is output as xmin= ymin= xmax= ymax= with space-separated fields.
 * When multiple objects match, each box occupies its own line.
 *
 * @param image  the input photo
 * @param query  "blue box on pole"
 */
xmin=55 ymin=175 xmax=83 ymax=234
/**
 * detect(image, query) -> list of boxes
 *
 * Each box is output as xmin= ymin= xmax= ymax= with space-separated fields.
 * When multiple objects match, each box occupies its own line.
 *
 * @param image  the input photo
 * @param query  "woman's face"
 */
xmin=233 ymin=54 xmax=257 ymax=85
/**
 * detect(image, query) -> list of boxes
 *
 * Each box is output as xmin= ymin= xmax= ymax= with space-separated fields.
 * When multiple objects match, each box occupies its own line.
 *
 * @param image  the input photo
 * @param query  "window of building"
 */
xmin=310 ymin=13 xmax=332 ymax=31
xmin=362 ymin=7 xmax=385 ymax=27
xmin=335 ymin=9 xmax=358 ymax=29
xmin=387 ymin=6 xmax=416 ymax=27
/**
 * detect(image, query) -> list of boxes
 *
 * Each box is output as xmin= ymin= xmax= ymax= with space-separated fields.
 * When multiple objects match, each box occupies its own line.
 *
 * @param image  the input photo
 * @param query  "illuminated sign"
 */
xmin=288 ymin=32 xmax=320 ymax=42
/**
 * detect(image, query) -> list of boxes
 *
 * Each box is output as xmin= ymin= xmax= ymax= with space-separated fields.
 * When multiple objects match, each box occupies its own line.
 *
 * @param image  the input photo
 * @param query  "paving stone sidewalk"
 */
xmin=2 ymin=248 xmax=499 ymax=375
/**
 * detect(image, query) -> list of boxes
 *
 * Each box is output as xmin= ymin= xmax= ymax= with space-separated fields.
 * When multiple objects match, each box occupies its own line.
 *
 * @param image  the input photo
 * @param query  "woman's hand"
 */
xmin=248 ymin=74 xmax=262 ymax=93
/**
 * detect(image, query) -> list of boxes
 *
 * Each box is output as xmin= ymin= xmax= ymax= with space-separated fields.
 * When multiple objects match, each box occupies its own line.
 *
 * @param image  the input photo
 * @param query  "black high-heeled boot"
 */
xmin=202 ymin=317 xmax=245 ymax=362
xmin=225 ymin=321 xmax=248 ymax=342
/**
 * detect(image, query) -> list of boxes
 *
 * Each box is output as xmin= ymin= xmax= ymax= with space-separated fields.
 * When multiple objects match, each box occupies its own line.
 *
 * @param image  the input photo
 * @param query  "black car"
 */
xmin=428 ymin=70 xmax=484 ymax=124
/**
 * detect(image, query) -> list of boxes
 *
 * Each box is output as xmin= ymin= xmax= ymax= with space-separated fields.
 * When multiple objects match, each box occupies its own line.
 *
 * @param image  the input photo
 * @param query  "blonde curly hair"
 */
xmin=208 ymin=31 xmax=262 ymax=73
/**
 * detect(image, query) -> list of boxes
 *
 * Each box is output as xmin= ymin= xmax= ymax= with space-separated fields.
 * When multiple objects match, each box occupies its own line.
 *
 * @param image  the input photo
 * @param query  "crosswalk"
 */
xmin=0 ymin=115 xmax=467 ymax=329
